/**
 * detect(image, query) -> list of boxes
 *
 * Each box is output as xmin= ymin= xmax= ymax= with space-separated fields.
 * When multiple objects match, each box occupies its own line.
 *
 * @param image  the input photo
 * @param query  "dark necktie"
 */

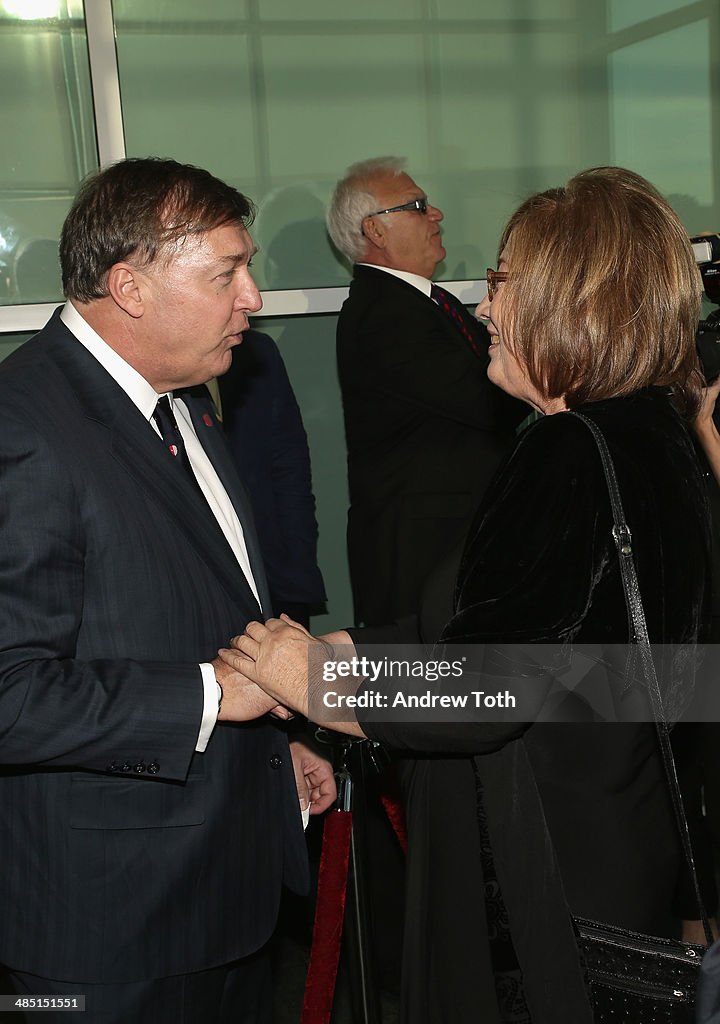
xmin=152 ymin=395 xmax=203 ymax=492
xmin=431 ymin=284 xmax=482 ymax=358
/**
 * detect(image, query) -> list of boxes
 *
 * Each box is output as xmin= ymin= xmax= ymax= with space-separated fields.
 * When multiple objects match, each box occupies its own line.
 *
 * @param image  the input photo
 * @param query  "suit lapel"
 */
xmin=44 ymin=314 xmax=266 ymax=618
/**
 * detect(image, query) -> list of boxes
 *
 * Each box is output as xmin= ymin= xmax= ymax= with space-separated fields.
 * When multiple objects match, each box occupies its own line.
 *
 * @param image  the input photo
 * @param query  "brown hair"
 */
xmin=497 ymin=166 xmax=703 ymax=415
xmin=60 ymin=157 xmax=255 ymax=302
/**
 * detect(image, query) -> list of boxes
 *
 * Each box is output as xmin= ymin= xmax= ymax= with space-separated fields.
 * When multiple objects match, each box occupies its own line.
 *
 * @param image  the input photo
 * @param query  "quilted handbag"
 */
xmin=575 ymin=917 xmax=705 ymax=1022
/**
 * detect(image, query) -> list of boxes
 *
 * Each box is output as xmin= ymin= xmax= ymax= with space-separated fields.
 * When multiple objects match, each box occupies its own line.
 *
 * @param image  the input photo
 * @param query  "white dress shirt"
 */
xmin=357 ymin=263 xmax=433 ymax=298
xmin=60 ymin=301 xmax=260 ymax=751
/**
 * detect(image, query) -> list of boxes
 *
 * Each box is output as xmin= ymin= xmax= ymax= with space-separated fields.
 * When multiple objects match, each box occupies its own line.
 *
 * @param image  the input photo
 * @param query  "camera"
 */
xmin=692 ymin=234 xmax=720 ymax=381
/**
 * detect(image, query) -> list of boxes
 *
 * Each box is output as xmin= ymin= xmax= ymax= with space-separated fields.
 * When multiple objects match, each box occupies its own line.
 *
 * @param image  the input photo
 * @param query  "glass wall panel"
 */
xmin=434 ymin=25 xmax=584 ymax=273
xmin=610 ymin=21 xmax=715 ymax=228
xmin=258 ymin=0 xmax=422 ymax=20
xmin=0 ymin=0 xmax=96 ymax=305
xmin=435 ymin=0 xmax=573 ymax=17
xmin=115 ymin=0 xmax=249 ymax=23
xmin=114 ymin=31 xmax=257 ymax=186
xmin=608 ymin=0 xmax=698 ymax=34
xmin=114 ymin=0 xmax=718 ymax=293
xmin=254 ymin=31 xmax=429 ymax=288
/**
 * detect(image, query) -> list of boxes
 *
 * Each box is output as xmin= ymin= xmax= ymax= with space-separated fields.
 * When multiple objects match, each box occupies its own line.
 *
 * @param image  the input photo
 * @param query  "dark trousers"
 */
xmin=5 ymin=948 xmax=271 ymax=1024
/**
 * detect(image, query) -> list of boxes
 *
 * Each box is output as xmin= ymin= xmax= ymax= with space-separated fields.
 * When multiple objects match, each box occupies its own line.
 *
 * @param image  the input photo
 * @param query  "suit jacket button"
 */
xmin=121 ymin=762 xmax=132 ymax=772
xmin=147 ymin=761 xmax=160 ymax=775
xmin=269 ymin=755 xmax=283 ymax=769
xmin=106 ymin=762 xmax=119 ymax=773
xmin=134 ymin=762 xmax=146 ymax=774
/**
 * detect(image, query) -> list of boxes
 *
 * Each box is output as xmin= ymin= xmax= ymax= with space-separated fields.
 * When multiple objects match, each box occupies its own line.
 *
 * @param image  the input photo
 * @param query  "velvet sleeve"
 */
xmin=357 ymin=413 xmax=614 ymax=755
xmin=444 ymin=412 xmax=613 ymax=645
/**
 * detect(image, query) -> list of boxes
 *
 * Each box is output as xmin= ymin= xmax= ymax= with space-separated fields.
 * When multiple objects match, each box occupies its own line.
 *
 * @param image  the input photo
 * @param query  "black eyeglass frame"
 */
xmin=486 ymin=267 xmax=509 ymax=301
xmin=366 ymin=196 xmax=429 ymax=218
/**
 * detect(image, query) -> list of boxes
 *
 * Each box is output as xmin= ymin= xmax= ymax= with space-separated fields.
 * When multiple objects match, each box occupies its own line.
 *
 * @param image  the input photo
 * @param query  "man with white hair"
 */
xmin=328 ymin=156 xmax=524 ymax=627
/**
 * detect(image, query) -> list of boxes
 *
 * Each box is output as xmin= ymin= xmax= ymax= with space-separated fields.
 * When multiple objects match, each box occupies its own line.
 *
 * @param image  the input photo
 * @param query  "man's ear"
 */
xmin=361 ymin=215 xmax=387 ymax=253
xmin=106 ymin=262 xmax=145 ymax=318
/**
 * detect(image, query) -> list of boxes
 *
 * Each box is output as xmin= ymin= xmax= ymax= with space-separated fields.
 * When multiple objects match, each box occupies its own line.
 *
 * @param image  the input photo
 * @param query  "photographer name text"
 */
xmin=322 ymin=689 xmax=516 ymax=709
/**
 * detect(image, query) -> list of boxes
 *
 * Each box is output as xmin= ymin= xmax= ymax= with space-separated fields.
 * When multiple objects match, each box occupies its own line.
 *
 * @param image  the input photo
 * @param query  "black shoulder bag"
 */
xmin=569 ymin=411 xmax=712 ymax=1023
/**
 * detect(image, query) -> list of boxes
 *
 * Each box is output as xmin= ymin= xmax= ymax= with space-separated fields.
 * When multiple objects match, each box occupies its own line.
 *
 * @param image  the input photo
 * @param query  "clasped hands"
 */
xmin=211 ymin=615 xmax=337 ymax=816
xmin=214 ymin=613 xmax=332 ymax=722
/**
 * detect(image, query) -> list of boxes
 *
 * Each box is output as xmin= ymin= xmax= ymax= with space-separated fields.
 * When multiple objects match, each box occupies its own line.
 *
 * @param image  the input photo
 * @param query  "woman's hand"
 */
xmin=217 ymin=617 xmax=367 ymax=737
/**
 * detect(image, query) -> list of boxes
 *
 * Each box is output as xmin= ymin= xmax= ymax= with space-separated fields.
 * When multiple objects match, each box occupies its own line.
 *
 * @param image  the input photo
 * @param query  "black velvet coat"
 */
xmin=358 ymin=390 xmax=711 ymax=1024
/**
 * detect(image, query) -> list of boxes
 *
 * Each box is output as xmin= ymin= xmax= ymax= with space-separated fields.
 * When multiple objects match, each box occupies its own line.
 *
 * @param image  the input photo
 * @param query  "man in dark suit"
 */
xmin=328 ymin=156 xmax=525 ymax=627
xmin=0 ymin=158 xmax=334 ymax=1023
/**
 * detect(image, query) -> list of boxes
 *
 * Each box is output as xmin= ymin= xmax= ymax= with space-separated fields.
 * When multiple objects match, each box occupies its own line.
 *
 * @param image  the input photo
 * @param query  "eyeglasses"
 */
xmin=367 ymin=196 xmax=429 ymax=218
xmin=486 ymin=267 xmax=509 ymax=301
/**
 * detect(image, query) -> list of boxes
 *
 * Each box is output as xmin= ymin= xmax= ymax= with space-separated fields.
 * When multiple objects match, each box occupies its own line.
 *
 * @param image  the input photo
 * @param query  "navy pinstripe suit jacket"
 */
xmin=0 ymin=310 xmax=308 ymax=983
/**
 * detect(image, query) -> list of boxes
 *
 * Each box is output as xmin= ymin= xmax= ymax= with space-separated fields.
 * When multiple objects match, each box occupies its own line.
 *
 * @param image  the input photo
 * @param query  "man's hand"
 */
xmin=211 ymin=654 xmax=292 ymax=722
xmin=290 ymin=737 xmax=337 ymax=815
xmin=218 ymin=617 xmax=334 ymax=718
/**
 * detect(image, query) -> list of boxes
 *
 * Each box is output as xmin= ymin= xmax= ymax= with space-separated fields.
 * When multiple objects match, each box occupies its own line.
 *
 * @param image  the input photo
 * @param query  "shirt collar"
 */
xmin=356 ymin=263 xmax=432 ymax=298
xmin=60 ymin=300 xmax=166 ymax=420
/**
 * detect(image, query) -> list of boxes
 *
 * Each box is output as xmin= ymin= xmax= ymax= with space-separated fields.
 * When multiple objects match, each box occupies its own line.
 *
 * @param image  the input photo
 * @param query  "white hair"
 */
xmin=326 ymin=156 xmax=407 ymax=264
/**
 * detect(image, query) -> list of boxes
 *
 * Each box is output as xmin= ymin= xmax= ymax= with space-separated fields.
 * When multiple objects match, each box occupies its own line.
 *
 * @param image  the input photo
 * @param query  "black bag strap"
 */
xmin=569 ymin=411 xmax=713 ymax=946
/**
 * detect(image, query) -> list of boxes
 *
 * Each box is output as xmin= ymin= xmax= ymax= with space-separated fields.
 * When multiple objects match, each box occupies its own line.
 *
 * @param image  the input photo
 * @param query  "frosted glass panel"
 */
xmin=609 ymin=0 xmax=698 ymax=33
xmin=114 ymin=0 xmax=249 ymax=24
xmin=261 ymin=36 xmax=427 ymax=177
xmin=258 ymin=0 xmax=422 ymax=19
xmin=253 ymin=32 xmax=428 ymax=288
xmin=115 ymin=33 xmax=257 ymax=186
xmin=113 ymin=0 xmax=719 ymax=290
xmin=0 ymin=0 xmax=96 ymax=305
xmin=611 ymin=21 xmax=713 ymax=218
xmin=436 ymin=0 xmax=574 ymax=17
xmin=434 ymin=28 xmax=584 ymax=274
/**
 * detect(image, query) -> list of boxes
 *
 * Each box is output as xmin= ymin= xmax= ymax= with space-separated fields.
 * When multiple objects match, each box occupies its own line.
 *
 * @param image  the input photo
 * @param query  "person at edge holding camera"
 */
xmin=218 ymin=166 xmax=713 ymax=1023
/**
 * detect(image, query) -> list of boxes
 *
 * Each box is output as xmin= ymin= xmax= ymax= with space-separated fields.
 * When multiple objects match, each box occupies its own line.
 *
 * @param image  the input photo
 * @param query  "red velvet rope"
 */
xmin=301 ymin=780 xmax=408 ymax=1022
xmin=380 ymin=783 xmax=408 ymax=855
xmin=300 ymin=810 xmax=353 ymax=1024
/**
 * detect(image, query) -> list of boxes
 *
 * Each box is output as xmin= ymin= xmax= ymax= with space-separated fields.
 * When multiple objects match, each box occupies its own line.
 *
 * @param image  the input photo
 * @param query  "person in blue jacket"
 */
xmin=218 ymin=329 xmax=326 ymax=628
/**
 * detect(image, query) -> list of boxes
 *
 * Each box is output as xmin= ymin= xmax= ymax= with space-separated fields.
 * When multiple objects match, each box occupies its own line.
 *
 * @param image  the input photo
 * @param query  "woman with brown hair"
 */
xmin=219 ymin=167 xmax=711 ymax=1023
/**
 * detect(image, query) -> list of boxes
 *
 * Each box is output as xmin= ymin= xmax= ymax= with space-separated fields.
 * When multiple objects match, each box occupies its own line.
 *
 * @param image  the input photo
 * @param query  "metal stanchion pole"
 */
xmin=342 ymin=741 xmax=383 ymax=1024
